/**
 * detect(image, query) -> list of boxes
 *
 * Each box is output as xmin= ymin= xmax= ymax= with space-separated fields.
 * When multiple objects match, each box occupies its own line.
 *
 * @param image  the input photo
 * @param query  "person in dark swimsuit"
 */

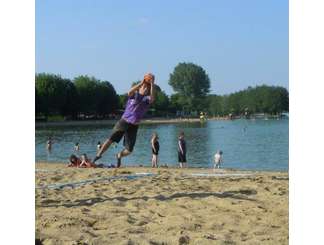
xmin=151 ymin=132 xmax=160 ymax=168
xmin=178 ymin=131 xmax=187 ymax=168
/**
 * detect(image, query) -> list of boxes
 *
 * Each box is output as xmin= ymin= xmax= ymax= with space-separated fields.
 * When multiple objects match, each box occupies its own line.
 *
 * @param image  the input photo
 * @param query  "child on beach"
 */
xmin=93 ymin=73 xmax=155 ymax=167
xmin=214 ymin=150 xmax=223 ymax=169
xmin=178 ymin=132 xmax=187 ymax=168
xmin=151 ymin=132 xmax=160 ymax=168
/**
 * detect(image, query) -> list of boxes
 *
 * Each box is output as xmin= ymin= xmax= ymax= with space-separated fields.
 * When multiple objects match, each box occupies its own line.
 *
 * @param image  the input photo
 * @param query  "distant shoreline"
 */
xmin=35 ymin=117 xmax=229 ymax=127
xmin=35 ymin=161 xmax=288 ymax=173
xmin=35 ymin=115 xmax=287 ymax=128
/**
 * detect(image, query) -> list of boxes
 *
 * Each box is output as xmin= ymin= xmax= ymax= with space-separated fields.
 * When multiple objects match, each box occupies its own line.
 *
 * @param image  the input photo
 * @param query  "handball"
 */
xmin=144 ymin=73 xmax=154 ymax=83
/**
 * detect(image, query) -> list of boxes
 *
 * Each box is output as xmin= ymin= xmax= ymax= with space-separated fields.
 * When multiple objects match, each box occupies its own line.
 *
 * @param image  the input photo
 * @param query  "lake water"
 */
xmin=35 ymin=119 xmax=288 ymax=171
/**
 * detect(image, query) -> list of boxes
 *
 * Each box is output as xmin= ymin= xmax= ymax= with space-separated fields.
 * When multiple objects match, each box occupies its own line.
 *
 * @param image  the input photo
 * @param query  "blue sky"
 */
xmin=36 ymin=0 xmax=288 ymax=95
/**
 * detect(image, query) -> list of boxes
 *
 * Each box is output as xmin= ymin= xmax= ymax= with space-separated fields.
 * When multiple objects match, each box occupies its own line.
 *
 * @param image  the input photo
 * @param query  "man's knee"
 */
xmin=122 ymin=148 xmax=132 ymax=156
xmin=124 ymin=144 xmax=135 ymax=153
xmin=125 ymin=148 xmax=132 ymax=154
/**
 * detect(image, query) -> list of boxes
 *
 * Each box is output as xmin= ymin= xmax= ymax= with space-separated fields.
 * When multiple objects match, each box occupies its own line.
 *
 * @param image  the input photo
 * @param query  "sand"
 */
xmin=35 ymin=163 xmax=288 ymax=245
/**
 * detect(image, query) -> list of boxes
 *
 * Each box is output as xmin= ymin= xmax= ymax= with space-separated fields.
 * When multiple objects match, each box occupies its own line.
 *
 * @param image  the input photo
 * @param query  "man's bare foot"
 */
xmin=93 ymin=155 xmax=101 ymax=163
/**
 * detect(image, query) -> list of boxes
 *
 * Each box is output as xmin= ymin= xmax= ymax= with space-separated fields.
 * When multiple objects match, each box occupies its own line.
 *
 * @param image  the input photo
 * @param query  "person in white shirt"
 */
xmin=97 ymin=141 xmax=101 ymax=152
xmin=214 ymin=150 xmax=223 ymax=169
xmin=74 ymin=142 xmax=80 ymax=152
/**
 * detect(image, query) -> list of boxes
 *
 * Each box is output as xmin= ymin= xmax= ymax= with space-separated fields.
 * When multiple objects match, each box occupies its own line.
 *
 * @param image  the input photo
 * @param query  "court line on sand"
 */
xmin=190 ymin=173 xmax=253 ymax=177
xmin=36 ymin=173 xmax=156 ymax=190
xmin=36 ymin=171 xmax=254 ymax=190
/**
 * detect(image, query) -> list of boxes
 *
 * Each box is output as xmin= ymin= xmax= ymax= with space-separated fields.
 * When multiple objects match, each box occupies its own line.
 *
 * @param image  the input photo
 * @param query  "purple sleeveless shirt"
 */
xmin=122 ymin=92 xmax=151 ymax=124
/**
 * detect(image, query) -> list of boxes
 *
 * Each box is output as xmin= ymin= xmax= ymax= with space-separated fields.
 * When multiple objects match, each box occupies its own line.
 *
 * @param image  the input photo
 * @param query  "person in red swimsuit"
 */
xmin=79 ymin=154 xmax=97 ymax=168
xmin=67 ymin=154 xmax=81 ymax=167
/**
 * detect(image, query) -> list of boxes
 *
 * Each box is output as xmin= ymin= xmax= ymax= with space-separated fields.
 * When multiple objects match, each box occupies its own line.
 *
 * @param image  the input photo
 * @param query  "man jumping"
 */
xmin=93 ymin=73 xmax=155 ymax=167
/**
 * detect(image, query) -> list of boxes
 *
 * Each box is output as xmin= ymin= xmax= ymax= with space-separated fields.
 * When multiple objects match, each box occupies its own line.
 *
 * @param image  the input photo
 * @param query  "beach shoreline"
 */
xmin=36 ymin=162 xmax=288 ymax=244
xmin=35 ymin=161 xmax=288 ymax=173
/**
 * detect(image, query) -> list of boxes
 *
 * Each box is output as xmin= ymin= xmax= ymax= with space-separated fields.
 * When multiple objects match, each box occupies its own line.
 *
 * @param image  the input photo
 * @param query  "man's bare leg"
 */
xmin=93 ymin=139 xmax=113 ymax=162
xmin=154 ymin=155 xmax=158 ymax=167
xmin=116 ymin=148 xmax=131 ymax=167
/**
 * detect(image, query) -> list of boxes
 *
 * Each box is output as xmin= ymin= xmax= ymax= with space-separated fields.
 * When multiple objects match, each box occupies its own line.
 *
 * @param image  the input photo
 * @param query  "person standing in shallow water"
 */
xmin=151 ymin=132 xmax=160 ymax=168
xmin=46 ymin=137 xmax=52 ymax=151
xmin=74 ymin=142 xmax=80 ymax=152
xmin=93 ymin=73 xmax=155 ymax=167
xmin=97 ymin=141 xmax=101 ymax=153
xmin=214 ymin=150 xmax=223 ymax=169
xmin=178 ymin=132 xmax=187 ymax=168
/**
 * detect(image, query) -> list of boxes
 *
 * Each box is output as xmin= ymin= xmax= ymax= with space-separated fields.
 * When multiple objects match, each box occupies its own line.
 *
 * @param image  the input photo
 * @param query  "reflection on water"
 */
xmin=36 ymin=119 xmax=288 ymax=171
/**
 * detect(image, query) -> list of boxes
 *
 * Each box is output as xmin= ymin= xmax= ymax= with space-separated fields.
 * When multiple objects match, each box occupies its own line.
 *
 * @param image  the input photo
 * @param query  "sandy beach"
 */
xmin=35 ymin=163 xmax=288 ymax=245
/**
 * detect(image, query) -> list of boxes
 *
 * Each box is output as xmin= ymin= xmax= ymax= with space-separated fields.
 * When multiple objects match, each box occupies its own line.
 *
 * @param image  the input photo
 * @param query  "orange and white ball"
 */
xmin=144 ymin=73 xmax=154 ymax=83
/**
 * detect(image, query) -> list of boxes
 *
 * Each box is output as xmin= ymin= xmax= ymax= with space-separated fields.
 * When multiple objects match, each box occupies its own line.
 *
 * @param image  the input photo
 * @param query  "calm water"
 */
xmin=35 ymin=119 xmax=288 ymax=171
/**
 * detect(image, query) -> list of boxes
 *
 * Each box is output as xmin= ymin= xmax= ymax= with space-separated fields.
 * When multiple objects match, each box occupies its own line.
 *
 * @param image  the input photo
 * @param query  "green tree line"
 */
xmin=36 ymin=62 xmax=288 ymax=120
xmin=36 ymin=73 xmax=119 ymax=119
xmin=207 ymin=85 xmax=289 ymax=116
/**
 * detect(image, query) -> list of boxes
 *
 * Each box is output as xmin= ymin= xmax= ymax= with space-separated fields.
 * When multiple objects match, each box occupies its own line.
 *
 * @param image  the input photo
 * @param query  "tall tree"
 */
xmin=169 ymin=62 xmax=210 ymax=111
xmin=74 ymin=76 xmax=119 ymax=117
xmin=35 ymin=73 xmax=68 ymax=117
xmin=60 ymin=79 xmax=79 ymax=119
xmin=74 ymin=75 xmax=99 ymax=115
xmin=95 ymin=81 xmax=119 ymax=116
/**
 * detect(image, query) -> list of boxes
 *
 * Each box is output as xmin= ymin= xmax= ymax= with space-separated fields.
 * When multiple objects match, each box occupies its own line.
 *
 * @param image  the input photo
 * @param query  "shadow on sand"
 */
xmin=39 ymin=189 xmax=257 ymax=208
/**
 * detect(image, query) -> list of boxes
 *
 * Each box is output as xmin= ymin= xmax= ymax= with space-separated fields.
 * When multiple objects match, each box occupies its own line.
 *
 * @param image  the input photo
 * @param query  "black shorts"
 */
xmin=152 ymin=149 xmax=159 ymax=155
xmin=178 ymin=152 xmax=186 ymax=162
xmin=109 ymin=118 xmax=139 ymax=152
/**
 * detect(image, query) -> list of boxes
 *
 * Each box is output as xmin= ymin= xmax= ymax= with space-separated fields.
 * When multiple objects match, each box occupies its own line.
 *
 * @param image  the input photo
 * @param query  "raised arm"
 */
xmin=128 ymin=80 xmax=144 ymax=97
xmin=149 ymin=76 xmax=155 ymax=104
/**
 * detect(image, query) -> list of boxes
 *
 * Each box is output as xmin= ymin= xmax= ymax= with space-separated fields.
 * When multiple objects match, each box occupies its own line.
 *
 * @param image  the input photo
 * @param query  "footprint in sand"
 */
xmin=50 ymin=175 xmax=63 ymax=182
xmin=178 ymin=235 xmax=190 ymax=245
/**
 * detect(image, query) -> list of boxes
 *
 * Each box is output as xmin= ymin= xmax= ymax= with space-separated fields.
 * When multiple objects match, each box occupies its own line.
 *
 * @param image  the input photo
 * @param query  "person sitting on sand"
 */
xmin=151 ymin=132 xmax=160 ymax=168
xmin=178 ymin=131 xmax=187 ymax=168
xmin=214 ymin=150 xmax=223 ymax=169
xmin=79 ymin=154 xmax=97 ymax=168
xmin=93 ymin=73 xmax=155 ymax=167
xmin=67 ymin=154 xmax=81 ymax=167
